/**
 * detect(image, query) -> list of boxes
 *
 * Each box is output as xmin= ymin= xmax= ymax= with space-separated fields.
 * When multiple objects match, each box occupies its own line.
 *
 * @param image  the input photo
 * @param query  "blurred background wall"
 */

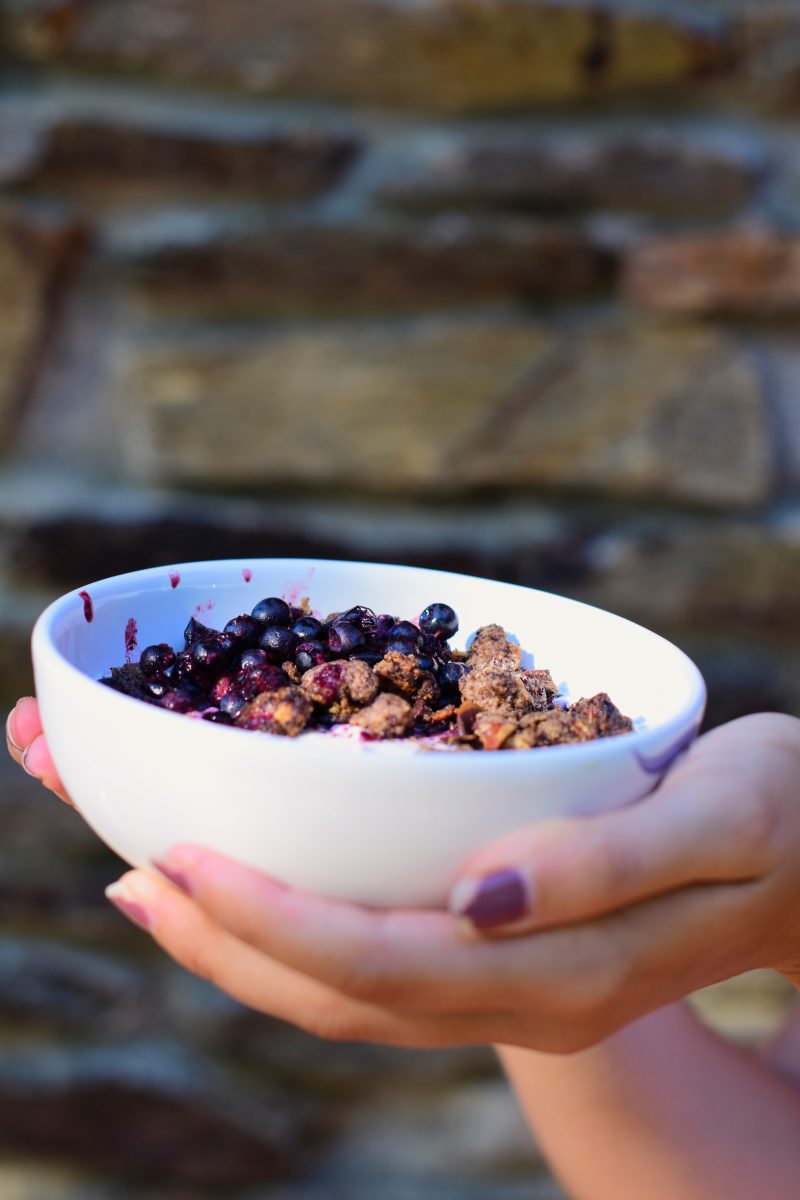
xmin=0 ymin=0 xmax=799 ymax=1196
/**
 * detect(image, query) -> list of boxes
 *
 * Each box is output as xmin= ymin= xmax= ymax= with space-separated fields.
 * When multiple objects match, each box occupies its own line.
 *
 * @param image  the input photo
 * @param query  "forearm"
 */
xmin=500 ymin=1001 xmax=800 ymax=1200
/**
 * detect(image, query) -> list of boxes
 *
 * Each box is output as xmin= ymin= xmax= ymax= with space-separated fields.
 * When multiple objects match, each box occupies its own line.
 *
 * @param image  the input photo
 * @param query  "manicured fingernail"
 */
xmin=6 ymin=709 xmax=22 ymax=754
xmin=106 ymin=883 xmax=152 ymax=932
xmin=20 ymin=745 xmax=39 ymax=778
xmin=152 ymin=859 xmax=192 ymax=896
xmin=450 ymin=868 xmax=532 ymax=930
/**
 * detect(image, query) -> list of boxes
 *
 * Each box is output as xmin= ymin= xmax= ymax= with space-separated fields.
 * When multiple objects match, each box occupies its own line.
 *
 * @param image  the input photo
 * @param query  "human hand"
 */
xmin=9 ymin=698 xmax=800 ymax=1052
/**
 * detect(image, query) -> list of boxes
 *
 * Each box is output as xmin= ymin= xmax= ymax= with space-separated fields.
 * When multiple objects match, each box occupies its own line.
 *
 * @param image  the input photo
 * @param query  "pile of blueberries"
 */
xmin=127 ymin=599 xmax=466 ymax=726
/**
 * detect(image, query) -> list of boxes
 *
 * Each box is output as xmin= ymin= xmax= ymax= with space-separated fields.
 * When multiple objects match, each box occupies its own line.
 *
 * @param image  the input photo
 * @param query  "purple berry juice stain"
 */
xmin=242 ymin=568 xmax=252 ymax=583
xmin=194 ymin=600 xmax=215 ymax=617
xmin=79 ymin=591 xmax=94 ymax=622
xmin=124 ymin=617 xmax=138 ymax=663
xmin=169 ymin=571 xmax=181 ymax=589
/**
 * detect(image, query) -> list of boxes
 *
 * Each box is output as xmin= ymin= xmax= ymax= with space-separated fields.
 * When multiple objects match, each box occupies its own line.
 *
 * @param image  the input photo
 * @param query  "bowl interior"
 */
xmin=45 ymin=558 xmax=699 ymax=735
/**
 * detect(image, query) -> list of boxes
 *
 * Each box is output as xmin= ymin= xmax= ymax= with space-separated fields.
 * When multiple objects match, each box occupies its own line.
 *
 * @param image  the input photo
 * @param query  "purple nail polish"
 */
xmin=108 ymin=893 xmax=152 ymax=932
xmin=461 ymin=869 xmax=530 ymax=930
xmin=152 ymin=859 xmax=192 ymax=895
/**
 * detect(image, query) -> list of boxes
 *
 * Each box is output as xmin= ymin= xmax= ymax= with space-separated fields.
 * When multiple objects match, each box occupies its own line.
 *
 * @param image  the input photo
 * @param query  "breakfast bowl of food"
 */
xmin=31 ymin=558 xmax=705 ymax=907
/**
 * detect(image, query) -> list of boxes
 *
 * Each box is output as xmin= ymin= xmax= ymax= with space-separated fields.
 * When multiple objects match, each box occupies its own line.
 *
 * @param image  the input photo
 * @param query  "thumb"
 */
xmin=448 ymin=765 xmax=766 ymax=937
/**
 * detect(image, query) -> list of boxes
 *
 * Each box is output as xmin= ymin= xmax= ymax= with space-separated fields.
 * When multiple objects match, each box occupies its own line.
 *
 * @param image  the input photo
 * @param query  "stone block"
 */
xmin=0 ymin=1039 xmax=317 ymax=1184
xmin=115 ymin=318 xmax=772 ymax=507
xmin=0 ymin=204 xmax=85 ymax=446
xmin=116 ymin=315 xmax=554 ymax=491
xmin=377 ymin=130 xmax=760 ymax=214
xmin=0 ymin=96 xmax=360 ymax=199
xmin=625 ymin=227 xmax=800 ymax=317
xmin=3 ymin=0 xmax=732 ymax=111
xmin=117 ymin=215 xmax=613 ymax=315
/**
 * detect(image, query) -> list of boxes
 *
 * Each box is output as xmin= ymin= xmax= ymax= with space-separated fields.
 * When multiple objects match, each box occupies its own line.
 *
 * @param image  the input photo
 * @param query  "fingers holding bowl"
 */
xmin=6 ymin=697 xmax=73 ymax=807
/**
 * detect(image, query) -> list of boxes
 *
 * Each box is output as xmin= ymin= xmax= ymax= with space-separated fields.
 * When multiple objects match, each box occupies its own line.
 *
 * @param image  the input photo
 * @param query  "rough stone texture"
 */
xmin=377 ymin=131 xmax=761 ymax=214
xmin=625 ymin=226 xmax=800 ymax=317
xmin=0 ymin=1040 xmax=315 ymax=1184
xmin=118 ymin=215 xmax=613 ymax=315
xmin=0 ymin=103 xmax=360 ymax=200
xmin=116 ymin=319 xmax=772 ymax=506
xmin=3 ymin=0 xmax=732 ymax=112
xmin=0 ymin=203 xmax=85 ymax=443
xmin=116 ymin=316 xmax=553 ymax=491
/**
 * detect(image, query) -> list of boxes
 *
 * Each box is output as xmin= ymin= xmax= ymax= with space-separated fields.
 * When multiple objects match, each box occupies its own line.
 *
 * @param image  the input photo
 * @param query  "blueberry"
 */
xmin=259 ymin=625 xmax=297 ymax=663
xmin=419 ymin=603 xmax=458 ymax=640
xmin=223 ymin=614 xmax=261 ymax=646
xmin=239 ymin=648 xmax=269 ymax=672
xmin=172 ymin=648 xmax=198 ymax=684
xmin=219 ymin=690 xmax=246 ymax=718
xmin=238 ymin=665 xmax=287 ymax=698
xmin=295 ymin=639 xmax=329 ymax=673
xmin=385 ymin=635 xmax=420 ymax=657
xmin=342 ymin=606 xmax=377 ymax=636
xmin=416 ymin=654 xmax=436 ymax=673
xmin=160 ymin=690 xmax=196 ymax=713
xmin=184 ymin=616 xmax=215 ymax=646
xmin=390 ymin=620 xmax=420 ymax=640
xmin=145 ymin=677 xmax=170 ymax=699
xmin=203 ymin=709 xmax=234 ymax=724
xmin=251 ymin=597 xmax=292 ymax=627
xmin=192 ymin=636 xmax=234 ymax=674
xmin=374 ymin=614 xmax=397 ymax=641
xmin=439 ymin=661 xmax=467 ymax=689
xmin=327 ymin=619 xmax=365 ymax=656
xmin=139 ymin=643 xmax=176 ymax=678
xmin=292 ymin=615 xmax=324 ymax=642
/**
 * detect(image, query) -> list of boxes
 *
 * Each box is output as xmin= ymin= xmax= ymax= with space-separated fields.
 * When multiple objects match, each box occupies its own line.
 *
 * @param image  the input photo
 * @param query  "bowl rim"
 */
xmin=32 ymin=556 xmax=707 ymax=769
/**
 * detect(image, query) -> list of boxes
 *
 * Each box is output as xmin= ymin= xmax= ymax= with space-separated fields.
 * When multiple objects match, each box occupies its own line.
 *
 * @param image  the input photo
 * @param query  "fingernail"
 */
xmin=6 ymin=709 xmax=22 ymax=754
xmin=152 ymin=858 xmax=192 ymax=896
xmin=20 ymin=745 xmax=39 ymax=778
xmin=106 ymin=883 xmax=152 ymax=932
xmin=450 ymin=868 xmax=532 ymax=930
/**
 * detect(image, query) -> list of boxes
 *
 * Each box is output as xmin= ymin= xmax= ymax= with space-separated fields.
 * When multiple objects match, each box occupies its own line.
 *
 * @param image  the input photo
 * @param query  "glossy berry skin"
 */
xmin=259 ymin=625 xmax=297 ymax=663
xmin=416 ymin=653 xmax=437 ymax=673
xmin=292 ymin=616 xmax=324 ymax=642
xmin=145 ymin=677 xmax=170 ymax=699
xmin=439 ymin=660 xmax=467 ymax=689
xmin=192 ymin=636 xmax=234 ymax=674
xmin=239 ymin=648 xmax=269 ymax=673
xmin=327 ymin=620 xmax=365 ymax=656
xmin=385 ymin=635 xmax=420 ymax=657
xmin=184 ymin=617 xmax=215 ymax=646
xmin=203 ymin=709 xmax=234 ymax=725
xmin=172 ymin=649 xmax=199 ymax=685
xmin=374 ymin=614 xmax=397 ymax=642
xmin=160 ymin=690 xmax=196 ymax=713
xmin=139 ymin=643 xmax=176 ymax=678
xmin=251 ymin=597 xmax=292 ymax=627
xmin=295 ymin=639 xmax=329 ymax=673
xmin=351 ymin=650 xmax=382 ymax=667
xmin=219 ymin=691 xmax=246 ymax=718
xmin=223 ymin=614 xmax=261 ymax=646
xmin=419 ymin=603 xmax=459 ymax=640
xmin=342 ymin=606 xmax=377 ymax=636
xmin=390 ymin=620 xmax=420 ymax=641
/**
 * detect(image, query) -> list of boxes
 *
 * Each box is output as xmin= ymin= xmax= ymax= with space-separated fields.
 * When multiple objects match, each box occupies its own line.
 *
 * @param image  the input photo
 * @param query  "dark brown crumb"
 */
xmin=571 ymin=693 xmax=634 ymax=737
xmin=301 ymin=658 xmax=379 ymax=718
xmin=507 ymin=708 xmax=597 ymax=749
xmin=100 ymin=664 xmax=153 ymax=702
xmin=458 ymin=662 xmax=546 ymax=719
xmin=524 ymin=668 xmax=557 ymax=701
xmin=473 ymin=711 xmax=519 ymax=751
xmin=350 ymin=693 xmax=414 ymax=738
xmin=375 ymin=651 xmax=439 ymax=708
xmin=236 ymin=686 xmax=314 ymax=736
xmin=467 ymin=624 xmax=521 ymax=668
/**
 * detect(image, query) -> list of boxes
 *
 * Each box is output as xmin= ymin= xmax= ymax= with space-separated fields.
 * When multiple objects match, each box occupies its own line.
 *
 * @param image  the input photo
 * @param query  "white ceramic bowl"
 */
xmin=32 ymin=558 xmax=706 ymax=908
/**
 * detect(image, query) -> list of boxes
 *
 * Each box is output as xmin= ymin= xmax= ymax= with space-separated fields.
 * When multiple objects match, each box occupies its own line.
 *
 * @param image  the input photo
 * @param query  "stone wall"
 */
xmin=1 ymin=1 xmax=799 ymax=1195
